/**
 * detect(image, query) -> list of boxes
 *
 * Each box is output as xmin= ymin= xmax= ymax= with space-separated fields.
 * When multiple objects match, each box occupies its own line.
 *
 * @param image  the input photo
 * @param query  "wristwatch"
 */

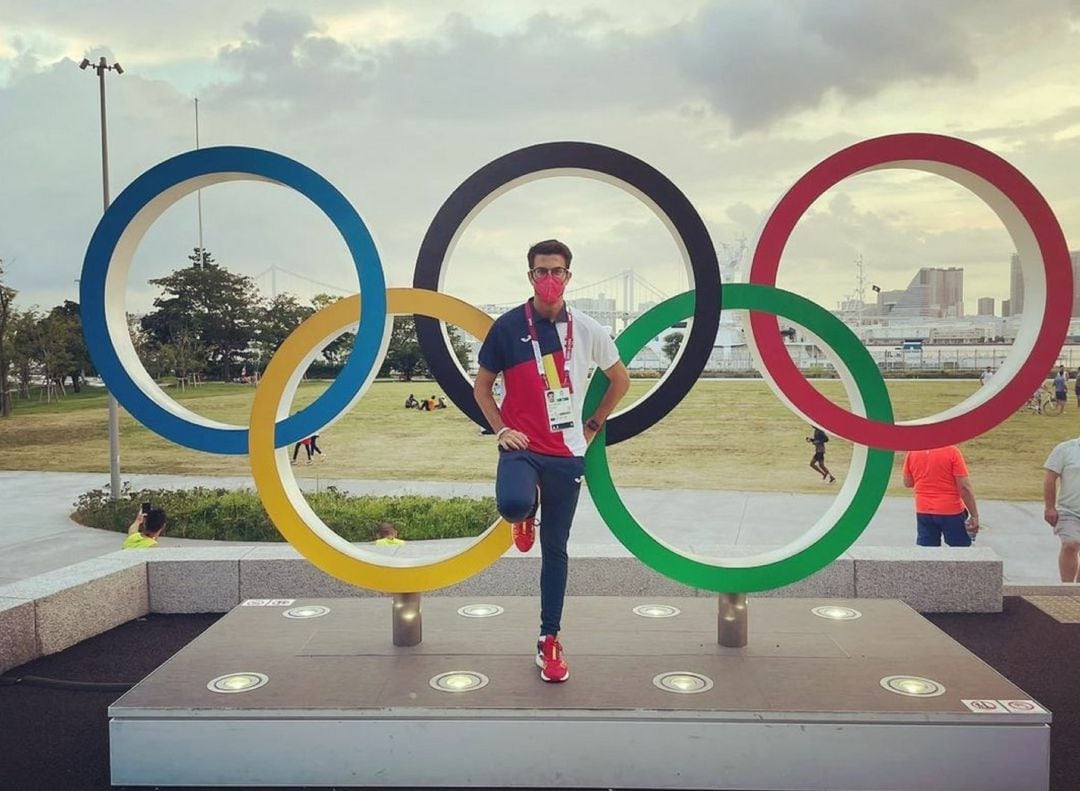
xmin=585 ymin=418 xmax=602 ymax=432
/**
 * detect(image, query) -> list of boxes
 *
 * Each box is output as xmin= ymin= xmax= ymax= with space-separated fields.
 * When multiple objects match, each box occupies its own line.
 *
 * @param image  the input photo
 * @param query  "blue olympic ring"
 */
xmin=80 ymin=147 xmax=388 ymax=454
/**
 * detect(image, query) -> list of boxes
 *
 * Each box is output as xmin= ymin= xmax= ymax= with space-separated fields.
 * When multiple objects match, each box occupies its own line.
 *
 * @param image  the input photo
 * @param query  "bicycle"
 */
xmin=1019 ymin=389 xmax=1063 ymax=416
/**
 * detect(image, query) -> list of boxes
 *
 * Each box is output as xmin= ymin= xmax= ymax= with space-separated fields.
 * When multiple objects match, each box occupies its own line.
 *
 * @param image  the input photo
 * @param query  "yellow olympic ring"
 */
xmin=249 ymin=288 xmax=510 ymax=592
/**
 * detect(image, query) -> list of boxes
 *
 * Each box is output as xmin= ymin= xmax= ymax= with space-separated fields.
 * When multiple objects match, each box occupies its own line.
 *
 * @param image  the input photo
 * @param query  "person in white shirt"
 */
xmin=1043 ymin=438 xmax=1080 ymax=582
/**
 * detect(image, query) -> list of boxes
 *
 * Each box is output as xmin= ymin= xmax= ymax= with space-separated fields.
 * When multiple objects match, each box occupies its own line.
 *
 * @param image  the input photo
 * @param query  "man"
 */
xmin=122 ymin=507 xmax=167 ymax=549
xmin=902 ymin=446 xmax=979 ymax=547
xmin=1054 ymin=366 xmax=1068 ymax=410
xmin=1042 ymin=438 xmax=1080 ymax=582
xmin=980 ymin=367 xmax=993 ymax=387
xmin=473 ymin=239 xmax=630 ymax=683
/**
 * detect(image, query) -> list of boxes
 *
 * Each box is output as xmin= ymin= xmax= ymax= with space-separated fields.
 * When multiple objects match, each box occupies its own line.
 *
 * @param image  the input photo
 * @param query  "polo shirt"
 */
xmin=478 ymin=300 xmax=620 ymax=457
xmin=1044 ymin=438 xmax=1080 ymax=518
xmin=902 ymin=446 xmax=969 ymax=514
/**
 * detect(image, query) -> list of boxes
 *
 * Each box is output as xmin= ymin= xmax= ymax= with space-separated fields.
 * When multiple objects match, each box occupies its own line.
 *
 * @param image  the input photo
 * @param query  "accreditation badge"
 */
xmin=545 ymin=387 xmax=575 ymax=432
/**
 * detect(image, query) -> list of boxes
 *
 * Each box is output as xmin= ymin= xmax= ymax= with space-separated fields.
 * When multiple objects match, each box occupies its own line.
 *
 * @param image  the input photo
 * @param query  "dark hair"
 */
xmin=527 ymin=239 xmax=572 ymax=269
xmin=376 ymin=522 xmax=397 ymax=539
xmin=144 ymin=508 xmax=167 ymax=535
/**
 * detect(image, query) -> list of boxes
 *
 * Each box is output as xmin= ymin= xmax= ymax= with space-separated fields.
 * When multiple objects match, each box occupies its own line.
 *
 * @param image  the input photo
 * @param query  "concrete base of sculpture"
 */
xmin=109 ymin=597 xmax=1049 ymax=790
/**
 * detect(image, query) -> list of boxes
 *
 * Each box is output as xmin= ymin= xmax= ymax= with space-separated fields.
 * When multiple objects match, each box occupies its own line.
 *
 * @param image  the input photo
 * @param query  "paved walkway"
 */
xmin=0 ymin=469 xmax=1064 ymax=586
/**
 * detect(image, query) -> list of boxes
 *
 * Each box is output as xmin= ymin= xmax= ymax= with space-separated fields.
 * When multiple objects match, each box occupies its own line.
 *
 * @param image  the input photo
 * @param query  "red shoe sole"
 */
xmin=513 ymin=526 xmax=535 ymax=552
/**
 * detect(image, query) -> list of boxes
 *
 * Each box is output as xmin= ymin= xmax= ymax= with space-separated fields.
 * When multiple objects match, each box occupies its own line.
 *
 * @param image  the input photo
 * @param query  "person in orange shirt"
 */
xmin=902 ymin=446 xmax=980 ymax=546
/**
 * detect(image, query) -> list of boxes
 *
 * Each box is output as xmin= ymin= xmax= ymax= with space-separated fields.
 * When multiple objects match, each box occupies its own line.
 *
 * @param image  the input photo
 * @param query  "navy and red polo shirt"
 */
xmin=478 ymin=300 xmax=620 ymax=457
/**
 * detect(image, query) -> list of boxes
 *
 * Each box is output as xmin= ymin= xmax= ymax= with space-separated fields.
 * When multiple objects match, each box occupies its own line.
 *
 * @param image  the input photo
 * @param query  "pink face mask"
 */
xmin=533 ymin=274 xmax=566 ymax=303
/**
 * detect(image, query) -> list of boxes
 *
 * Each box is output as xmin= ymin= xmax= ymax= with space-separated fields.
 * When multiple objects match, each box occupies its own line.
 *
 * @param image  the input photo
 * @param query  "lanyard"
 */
xmin=524 ymin=301 xmax=573 ymax=391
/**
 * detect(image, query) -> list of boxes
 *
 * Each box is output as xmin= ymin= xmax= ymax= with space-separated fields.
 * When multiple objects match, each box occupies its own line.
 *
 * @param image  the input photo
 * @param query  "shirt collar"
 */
xmin=526 ymin=298 xmax=568 ymax=323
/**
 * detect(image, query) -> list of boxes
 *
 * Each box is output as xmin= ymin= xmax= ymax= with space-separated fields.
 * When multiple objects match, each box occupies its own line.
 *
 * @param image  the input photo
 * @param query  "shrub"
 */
xmin=73 ymin=486 xmax=498 ymax=542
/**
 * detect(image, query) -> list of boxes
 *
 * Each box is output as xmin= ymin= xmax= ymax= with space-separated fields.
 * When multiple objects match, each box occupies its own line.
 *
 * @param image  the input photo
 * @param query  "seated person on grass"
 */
xmin=374 ymin=521 xmax=406 ymax=547
xmin=122 ymin=507 xmax=167 ymax=549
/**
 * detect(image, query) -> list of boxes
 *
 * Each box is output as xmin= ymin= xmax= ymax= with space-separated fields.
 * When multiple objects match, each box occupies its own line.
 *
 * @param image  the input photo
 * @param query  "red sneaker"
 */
xmin=512 ymin=517 xmax=536 ymax=552
xmin=536 ymin=634 xmax=569 ymax=683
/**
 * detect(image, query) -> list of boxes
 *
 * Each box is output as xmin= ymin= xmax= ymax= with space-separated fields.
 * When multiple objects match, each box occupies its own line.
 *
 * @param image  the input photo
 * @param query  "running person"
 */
xmin=807 ymin=426 xmax=835 ymax=483
xmin=473 ymin=239 xmax=630 ymax=683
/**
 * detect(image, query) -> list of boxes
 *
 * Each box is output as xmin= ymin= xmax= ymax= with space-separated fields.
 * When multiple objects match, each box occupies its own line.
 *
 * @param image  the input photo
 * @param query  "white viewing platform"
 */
xmin=109 ymin=597 xmax=1049 ymax=790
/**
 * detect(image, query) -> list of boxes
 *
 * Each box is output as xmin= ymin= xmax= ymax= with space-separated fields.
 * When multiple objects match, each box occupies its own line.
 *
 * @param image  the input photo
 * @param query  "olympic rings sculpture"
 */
xmin=80 ymin=134 xmax=1073 ymax=594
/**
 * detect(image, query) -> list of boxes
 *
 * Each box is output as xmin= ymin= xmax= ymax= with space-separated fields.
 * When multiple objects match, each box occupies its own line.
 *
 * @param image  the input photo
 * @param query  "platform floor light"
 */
xmin=880 ymin=675 xmax=945 ymax=697
xmin=430 ymin=671 xmax=489 ymax=692
xmin=457 ymin=604 xmax=504 ymax=618
xmin=811 ymin=605 xmax=862 ymax=621
xmin=633 ymin=604 xmax=681 ymax=618
xmin=207 ymin=672 xmax=269 ymax=694
xmin=653 ymin=672 xmax=713 ymax=694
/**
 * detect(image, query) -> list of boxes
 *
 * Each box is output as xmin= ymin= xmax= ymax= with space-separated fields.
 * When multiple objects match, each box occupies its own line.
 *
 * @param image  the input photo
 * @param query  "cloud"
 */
xmin=198 ymin=3 xmax=983 ymax=133
xmin=199 ymin=9 xmax=686 ymax=123
xmin=672 ymin=1 xmax=980 ymax=134
xmin=214 ymin=8 xmax=378 ymax=112
xmin=1 ymin=0 xmax=1078 ymax=321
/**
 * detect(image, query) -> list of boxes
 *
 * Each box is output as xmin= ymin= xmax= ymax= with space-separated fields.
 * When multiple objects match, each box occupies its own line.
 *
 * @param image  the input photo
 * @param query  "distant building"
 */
xmin=1072 ymin=251 xmax=1080 ymax=317
xmin=567 ymin=293 xmax=618 ymax=330
xmin=977 ymin=297 xmax=995 ymax=316
xmin=1008 ymin=250 xmax=1080 ymax=316
xmin=1002 ymin=299 xmax=1012 ymax=318
xmin=1010 ymin=253 xmax=1024 ymax=316
xmin=876 ymin=267 xmax=964 ymax=318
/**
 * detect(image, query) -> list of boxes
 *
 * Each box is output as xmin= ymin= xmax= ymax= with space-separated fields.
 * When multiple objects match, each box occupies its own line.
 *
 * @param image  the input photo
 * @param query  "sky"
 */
xmin=2 ymin=0 xmax=1080 ymax=319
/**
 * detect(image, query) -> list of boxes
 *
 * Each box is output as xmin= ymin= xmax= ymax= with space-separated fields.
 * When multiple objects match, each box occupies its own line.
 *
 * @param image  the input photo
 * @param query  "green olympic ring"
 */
xmin=582 ymin=283 xmax=895 ymax=592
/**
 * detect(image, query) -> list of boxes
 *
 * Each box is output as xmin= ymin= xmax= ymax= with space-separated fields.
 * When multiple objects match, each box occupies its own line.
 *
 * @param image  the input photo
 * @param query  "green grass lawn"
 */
xmin=0 ymin=377 xmax=1074 ymax=500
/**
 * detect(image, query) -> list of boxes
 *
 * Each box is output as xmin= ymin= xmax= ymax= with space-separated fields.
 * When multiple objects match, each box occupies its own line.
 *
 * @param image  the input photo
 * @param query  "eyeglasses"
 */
xmin=530 ymin=266 xmax=569 ymax=280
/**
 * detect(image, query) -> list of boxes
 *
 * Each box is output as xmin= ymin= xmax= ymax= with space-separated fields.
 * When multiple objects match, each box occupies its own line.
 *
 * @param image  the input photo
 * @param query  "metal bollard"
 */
xmin=717 ymin=593 xmax=747 ymax=647
xmin=392 ymin=592 xmax=422 ymax=646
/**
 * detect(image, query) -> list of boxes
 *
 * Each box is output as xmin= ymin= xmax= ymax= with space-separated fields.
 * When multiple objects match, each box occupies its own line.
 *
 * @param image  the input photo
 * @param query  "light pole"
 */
xmin=80 ymin=55 xmax=123 ymax=499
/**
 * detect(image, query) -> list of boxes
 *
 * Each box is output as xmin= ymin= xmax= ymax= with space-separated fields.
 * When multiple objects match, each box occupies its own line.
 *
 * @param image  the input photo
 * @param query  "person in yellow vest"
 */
xmin=122 ymin=506 xmax=168 ymax=549
xmin=374 ymin=521 xmax=405 ymax=547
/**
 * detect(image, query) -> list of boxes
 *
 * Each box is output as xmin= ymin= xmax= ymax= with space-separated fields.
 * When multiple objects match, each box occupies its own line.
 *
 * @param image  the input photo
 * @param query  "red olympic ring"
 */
xmin=747 ymin=133 xmax=1073 ymax=451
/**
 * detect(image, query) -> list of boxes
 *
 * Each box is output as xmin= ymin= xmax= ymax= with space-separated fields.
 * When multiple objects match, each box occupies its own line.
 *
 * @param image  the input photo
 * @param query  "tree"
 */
xmin=378 ymin=317 xmax=473 ymax=380
xmin=662 ymin=331 xmax=684 ymax=363
xmin=159 ymin=327 xmax=209 ymax=381
xmin=45 ymin=301 xmax=89 ymax=392
xmin=141 ymin=249 xmax=260 ymax=381
xmin=380 ymin=317 xmax=425 ymax=380
xmin=9 ymin=309 xmax=38 ymax=399
xmin=37 ymin=310 xmax=81 ymax=394
xmin=255 ymin=294 xmax=314 ymax=367
xmin=447 ymin=326 xmax=473 ymax=371
xmin=0 ymin=259 xmax=15 ymax=416
xmin=311 ymin=293 xmax=353 ymax=367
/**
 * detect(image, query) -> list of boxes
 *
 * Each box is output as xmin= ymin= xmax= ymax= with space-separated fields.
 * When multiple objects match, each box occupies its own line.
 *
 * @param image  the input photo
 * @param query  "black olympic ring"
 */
xmin=412 ymin=141 xmax=722 ymax=446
